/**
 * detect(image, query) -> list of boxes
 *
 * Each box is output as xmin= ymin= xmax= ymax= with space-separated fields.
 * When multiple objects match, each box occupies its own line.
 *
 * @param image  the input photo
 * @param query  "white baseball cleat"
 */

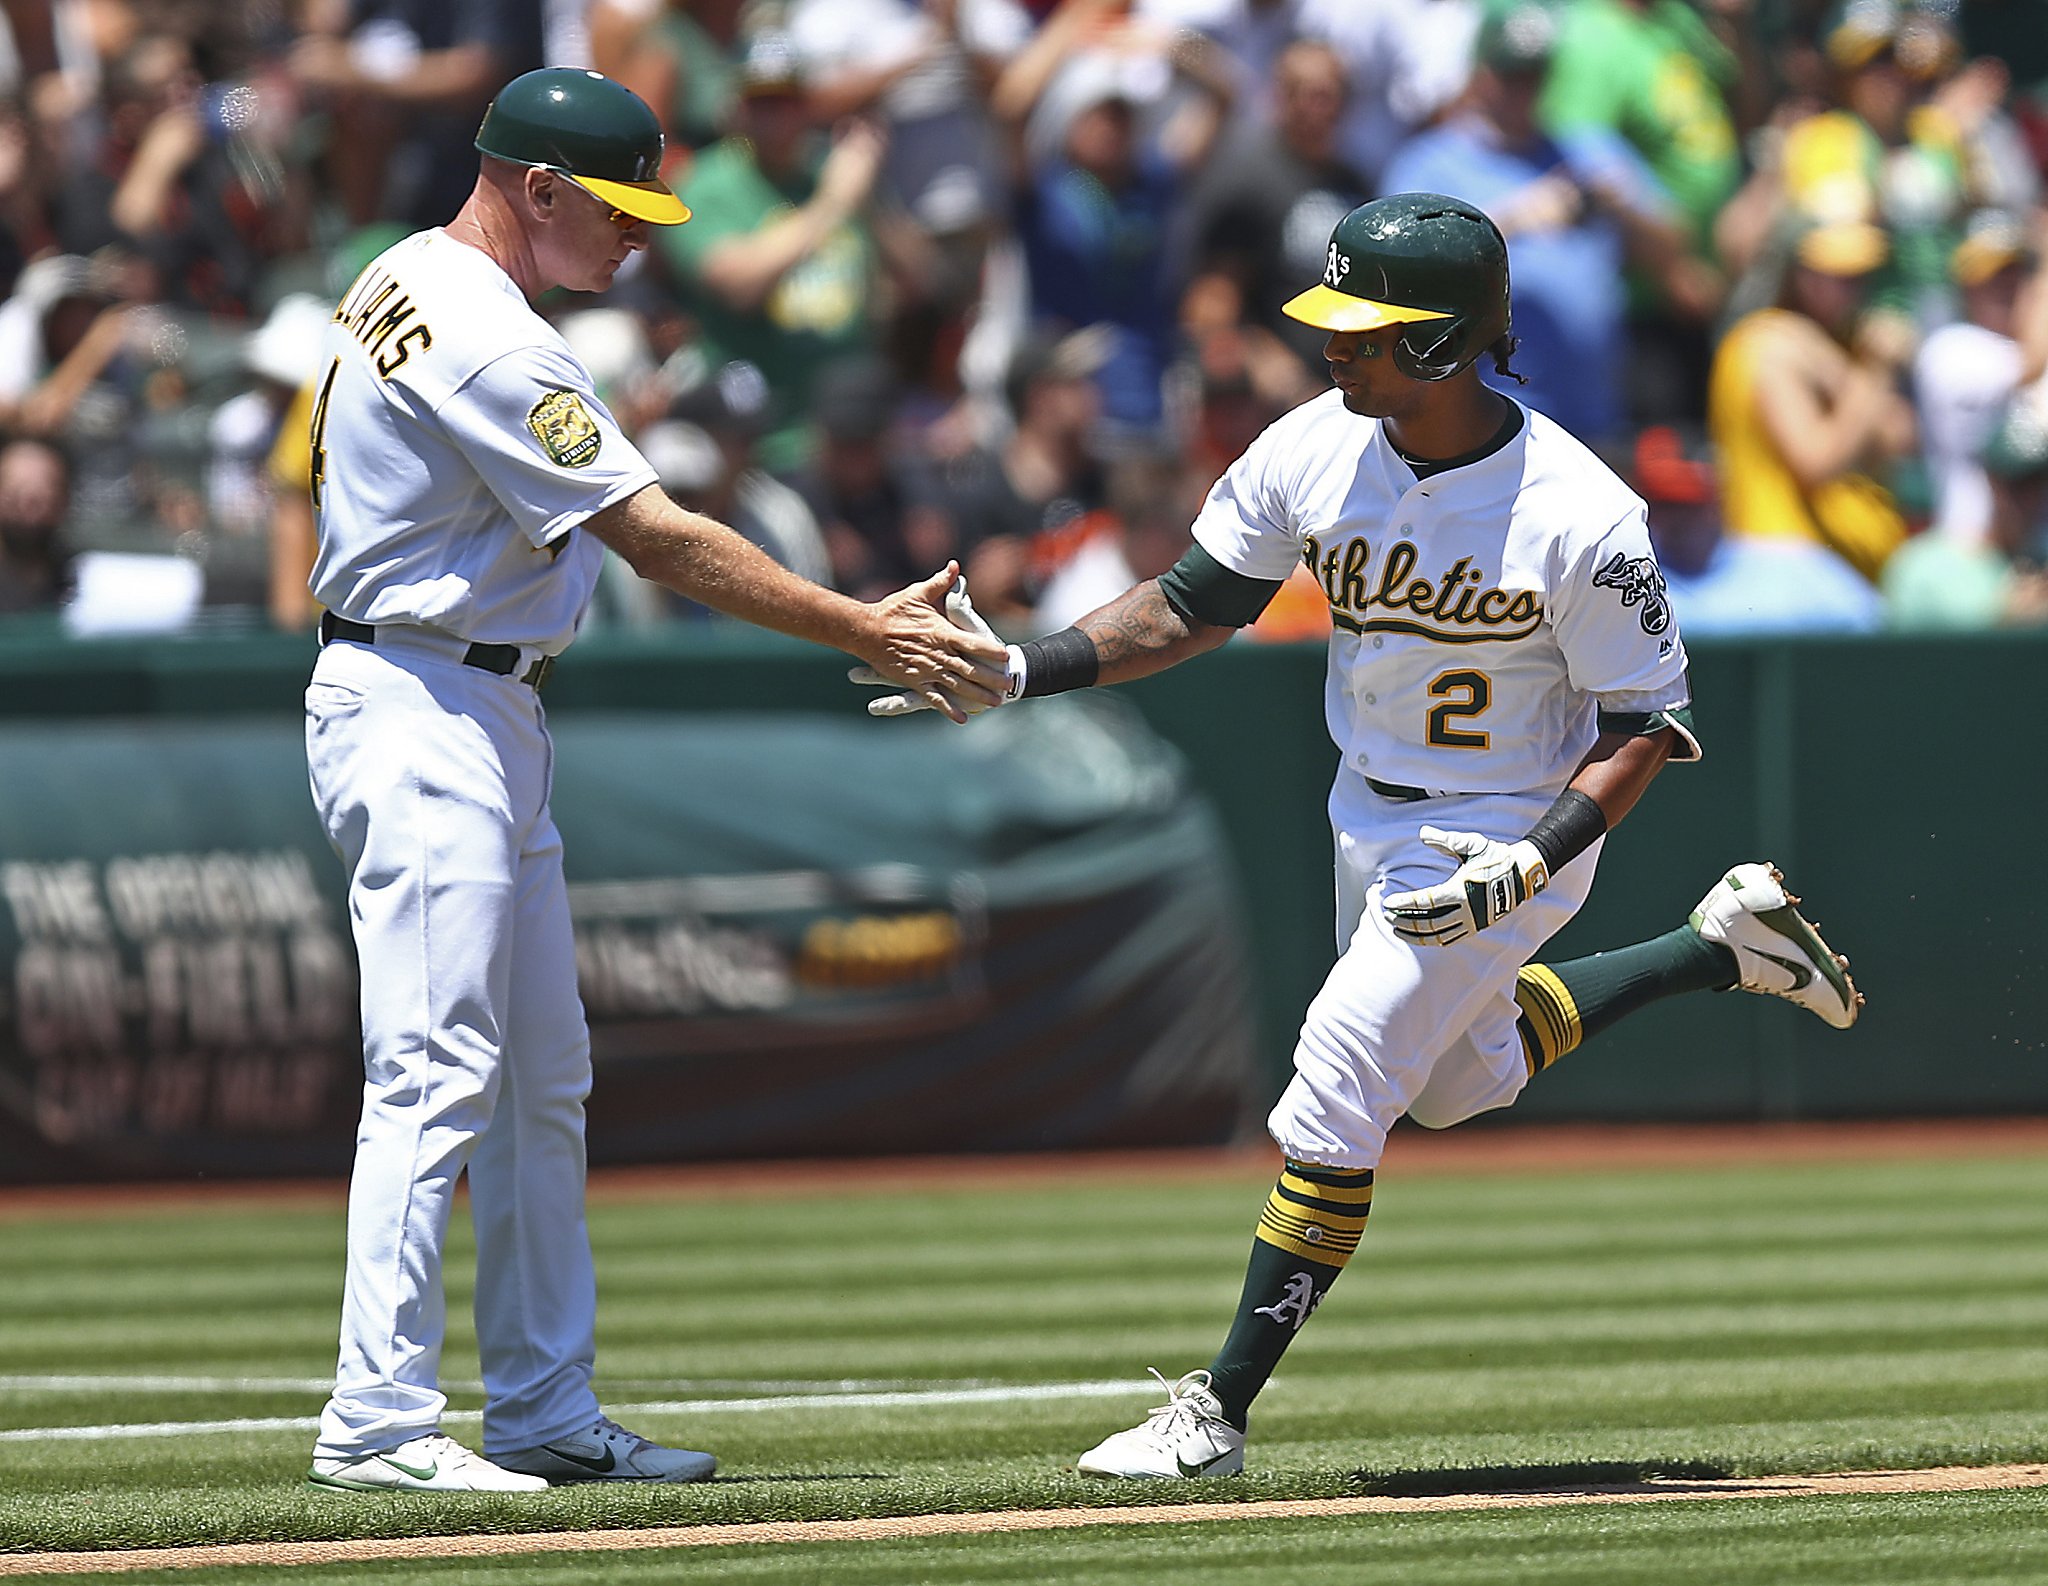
xmin=1689 ymin=863 xmax=1862 ymax=1029
xmin=1076 ymin=1369 xmax=1245 ymax=1479
xmin=496 ymin=1415 xmax=717 ymax=1484
xmin=307 ymin=1431 xmax=549 ymax=1493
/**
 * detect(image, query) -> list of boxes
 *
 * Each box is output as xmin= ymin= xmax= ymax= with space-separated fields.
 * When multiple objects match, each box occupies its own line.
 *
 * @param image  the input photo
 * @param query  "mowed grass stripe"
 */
xmin=2 ymin=1147 xmax=2047 ymax=1553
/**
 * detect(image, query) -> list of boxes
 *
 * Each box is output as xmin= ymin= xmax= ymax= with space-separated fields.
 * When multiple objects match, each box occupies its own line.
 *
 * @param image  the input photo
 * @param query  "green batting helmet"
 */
xmin=1283 ymin=193 xmax=1510 ymax=382
xmin=474 ymin=67 xmax=691 ymax=226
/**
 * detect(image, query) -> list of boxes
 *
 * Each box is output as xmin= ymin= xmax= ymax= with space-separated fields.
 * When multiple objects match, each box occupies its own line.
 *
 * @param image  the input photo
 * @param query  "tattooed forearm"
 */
xmin=1077 ymin=580 xmax=1233 ymax=685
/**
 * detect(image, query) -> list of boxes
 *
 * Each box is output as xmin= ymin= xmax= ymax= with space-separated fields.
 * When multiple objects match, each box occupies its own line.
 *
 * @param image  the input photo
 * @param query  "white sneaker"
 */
xmin=307 ymin=1431 xmax=548 ymax=1493
xmin=1690 ymin=862 xmax=1861 ymax=1029
xmin=496 ymin=1415 xmax=717 ymax=1484
xmin=1076 ymin=1369 xmax=1245 ymax=1479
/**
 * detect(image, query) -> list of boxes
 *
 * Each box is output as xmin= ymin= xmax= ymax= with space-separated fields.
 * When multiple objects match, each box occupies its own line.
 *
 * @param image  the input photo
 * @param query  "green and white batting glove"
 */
xmin=851 ymin=577 xmax=1006 ymax=718
xmin=1381 ymin=826 xmax=1550 ymax=947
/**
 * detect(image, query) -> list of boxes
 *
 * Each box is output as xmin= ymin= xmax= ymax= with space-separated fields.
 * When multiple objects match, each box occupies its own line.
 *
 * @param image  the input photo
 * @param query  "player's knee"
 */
xmin=1402 ymin=1098 xmax=1464 ymax=1131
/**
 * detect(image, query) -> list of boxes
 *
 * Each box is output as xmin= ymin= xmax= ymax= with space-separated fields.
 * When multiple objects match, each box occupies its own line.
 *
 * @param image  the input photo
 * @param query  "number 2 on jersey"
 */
xmin=1426 ymin=669 xmax=1492 ymax=749
xmin=308 ymin=355 xmax=340 ymax=514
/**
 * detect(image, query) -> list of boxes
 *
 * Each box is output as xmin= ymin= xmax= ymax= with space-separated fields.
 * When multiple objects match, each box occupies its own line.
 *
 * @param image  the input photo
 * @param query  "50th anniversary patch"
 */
xmin=527 ymin=389 xmax=602 ymax=469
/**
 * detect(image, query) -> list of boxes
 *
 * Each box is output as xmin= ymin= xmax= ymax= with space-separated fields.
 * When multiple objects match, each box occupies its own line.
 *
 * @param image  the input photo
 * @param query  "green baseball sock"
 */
xmin=1516 ymin=925 xmax=1737 ymax=1072
xmin=1204 ymin=1161 xmax=1371 ymax=1429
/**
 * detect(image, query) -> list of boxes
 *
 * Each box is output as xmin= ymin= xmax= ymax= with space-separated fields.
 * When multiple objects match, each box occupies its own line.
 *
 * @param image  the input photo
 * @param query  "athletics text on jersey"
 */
xmin=1191 ymin=391 xmax=1690 ymax=794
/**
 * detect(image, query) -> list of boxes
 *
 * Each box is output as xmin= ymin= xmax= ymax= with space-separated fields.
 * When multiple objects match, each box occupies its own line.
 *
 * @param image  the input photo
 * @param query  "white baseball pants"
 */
xmin=1269 ymin=769 xmax=1604 ymax=1169
xmin=305 ymin=637 xmax=600 ymax=1461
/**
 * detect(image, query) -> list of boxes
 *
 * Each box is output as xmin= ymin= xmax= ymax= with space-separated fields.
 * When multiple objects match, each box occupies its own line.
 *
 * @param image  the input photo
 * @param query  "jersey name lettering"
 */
xmin=1300 ymin=533 xmax=1542 ymax=643
xmin=332 ymin=265 xmax=436 ymax=379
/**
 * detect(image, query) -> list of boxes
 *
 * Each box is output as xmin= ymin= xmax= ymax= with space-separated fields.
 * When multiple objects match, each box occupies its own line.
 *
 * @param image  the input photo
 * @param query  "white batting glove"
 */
xmin=1381 ymin=826 xmax=1550 ymax=947
xmin=850 ymin=577 xmax=1007 ymax=718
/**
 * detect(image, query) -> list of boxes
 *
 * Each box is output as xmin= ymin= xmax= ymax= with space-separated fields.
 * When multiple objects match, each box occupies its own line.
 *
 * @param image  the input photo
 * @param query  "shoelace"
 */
xmin=588 ymin=1414 xmax=649 ymax=1452
xmin=409 ymin=1432 xmax=475 ymax=1467
xmin=1141 ymin=1367 xmax=1219 ymax=1434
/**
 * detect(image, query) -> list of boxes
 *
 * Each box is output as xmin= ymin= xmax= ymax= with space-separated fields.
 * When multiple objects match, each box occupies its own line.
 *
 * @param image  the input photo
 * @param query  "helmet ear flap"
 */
xmin=1392 ymin=317 xmax=1469 ymax=382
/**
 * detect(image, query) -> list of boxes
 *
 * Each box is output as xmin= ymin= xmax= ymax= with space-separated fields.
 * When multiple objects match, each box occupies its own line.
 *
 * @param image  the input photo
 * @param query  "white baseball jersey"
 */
xmin=308 ymin=228 xmax=656 ymax=653
xmin=1193 ymin=391 xmax=1691 ymax=795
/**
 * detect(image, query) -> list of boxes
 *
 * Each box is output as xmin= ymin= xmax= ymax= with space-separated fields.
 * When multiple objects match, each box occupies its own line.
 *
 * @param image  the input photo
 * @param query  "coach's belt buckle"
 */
xmin=522 ymin=654 xmax=556 ymax=690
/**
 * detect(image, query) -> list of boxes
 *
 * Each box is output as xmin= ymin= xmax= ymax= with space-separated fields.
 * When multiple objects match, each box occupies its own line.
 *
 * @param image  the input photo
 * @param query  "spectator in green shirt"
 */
xmin=1537 ymin=0 xmax=1744 ymax=248
xmin=1521 ymin=0 xmax=1738 ymax=424
xmin=656 ymin=31 xmax=883 ymax=474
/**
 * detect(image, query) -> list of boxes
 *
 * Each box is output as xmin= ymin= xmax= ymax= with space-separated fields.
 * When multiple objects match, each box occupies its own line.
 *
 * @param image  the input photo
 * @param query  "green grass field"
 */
xmin=5 ymin=1139 xmax=2048 ymax=1582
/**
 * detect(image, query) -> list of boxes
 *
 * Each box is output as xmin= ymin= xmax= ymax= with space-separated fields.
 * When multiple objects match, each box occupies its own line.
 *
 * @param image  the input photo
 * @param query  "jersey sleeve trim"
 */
xmin=1596 ymin=702 xmax=1702 ymax=762
xmin=1157 ymin=542 xmax=1287 ymax=628
xmin=532 ymin=469 xmax=658 ymax=551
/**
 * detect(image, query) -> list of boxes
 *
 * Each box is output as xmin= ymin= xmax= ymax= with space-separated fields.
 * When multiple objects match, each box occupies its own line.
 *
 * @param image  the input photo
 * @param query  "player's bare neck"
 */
xmin=445 ymin=183 xmax=545 ymax=301
xmin=1383 ymin=382 xmax=1513 ymax=466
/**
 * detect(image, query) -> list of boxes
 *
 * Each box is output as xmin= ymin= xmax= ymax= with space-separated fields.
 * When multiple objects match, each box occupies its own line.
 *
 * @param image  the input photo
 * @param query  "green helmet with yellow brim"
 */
xmin=1283 ymin=193 xmax=1511 ymax=382
xmin=474 ymin=67 xmax=692 ymax=227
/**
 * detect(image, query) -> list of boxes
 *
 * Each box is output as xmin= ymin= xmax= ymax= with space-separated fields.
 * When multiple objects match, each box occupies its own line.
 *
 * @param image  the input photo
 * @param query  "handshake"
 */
xmin=851 ymin=576 xmax=1019 ymax=719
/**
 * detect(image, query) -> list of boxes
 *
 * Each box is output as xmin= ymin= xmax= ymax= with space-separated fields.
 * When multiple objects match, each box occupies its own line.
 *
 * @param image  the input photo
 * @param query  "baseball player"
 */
xmin=302 ymin=68 xmax=1006 ymax=1494
xmin=871 ymin=193 xmax=1860 ymax=1478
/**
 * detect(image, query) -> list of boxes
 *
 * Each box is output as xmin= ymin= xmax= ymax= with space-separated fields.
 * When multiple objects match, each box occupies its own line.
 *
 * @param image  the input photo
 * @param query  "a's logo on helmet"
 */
xmin=1325 ymin=244 xmax=1351 ymax=289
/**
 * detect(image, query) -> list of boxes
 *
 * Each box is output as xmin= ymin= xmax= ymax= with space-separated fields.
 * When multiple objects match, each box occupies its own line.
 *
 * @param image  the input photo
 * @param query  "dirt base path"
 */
xmin=6 ymin=1464 xmax=2046 ymax=1577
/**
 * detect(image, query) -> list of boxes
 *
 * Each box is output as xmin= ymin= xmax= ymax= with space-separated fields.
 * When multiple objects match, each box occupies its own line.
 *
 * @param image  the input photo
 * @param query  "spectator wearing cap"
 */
xmin=992 ymin=0 xmax=1232 ymax=436
xmin=791 ymin=356 xmax=957 ymax=601
xmin=1638 ymin=423 xmax=1881 ymax=633
xmin=0 ymin=436 xmax=75 ymax=617
xmin=1913 ymin=210 xmax=2048 ymax=545
xmin=931 ymin=324 xmax=1113 ymax=630
xmin=1884 ymin=393 xmax=2048 ymax=629
xmin=656 ymin=31 xmax=884 ymax=474
xmin=1707 ymin=215 xmax=1915 ymax=583
xmin=1182 ymin=40 xmax=1371 ymax=373
xmin=1380 ymin=0 xmax=1691 ymax=443
xmin=1767 ymin=0 xmax=1980 ymax=323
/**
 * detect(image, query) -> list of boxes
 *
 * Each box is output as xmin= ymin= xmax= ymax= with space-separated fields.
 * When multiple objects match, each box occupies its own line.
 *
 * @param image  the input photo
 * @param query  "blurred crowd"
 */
xmin=3 ymin=0 xmax=2048 ymax=642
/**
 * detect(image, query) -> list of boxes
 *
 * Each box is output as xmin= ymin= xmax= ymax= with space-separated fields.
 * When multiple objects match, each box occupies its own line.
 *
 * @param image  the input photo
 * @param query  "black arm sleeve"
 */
xmin=1156 ymin=542 xmax=1288 ymax=629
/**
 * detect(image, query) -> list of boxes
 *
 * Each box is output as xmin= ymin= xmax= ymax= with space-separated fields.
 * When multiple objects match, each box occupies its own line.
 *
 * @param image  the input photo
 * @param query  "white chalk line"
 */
xmin=0 ymin=1375 xmax=978 ymax=1397
xmin=0 ymin=1380 xmax=1145 ymax=1443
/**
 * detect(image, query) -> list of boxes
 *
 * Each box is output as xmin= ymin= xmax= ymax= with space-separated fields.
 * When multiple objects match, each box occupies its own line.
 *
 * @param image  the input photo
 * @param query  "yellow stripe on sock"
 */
xmin=1514 ymin=964 xmax=1582 ymax=1072
xmin=1279 ymin=1169 xmax=1375 ymax=1206
xmin=1254 ymin=1188 xmax=1366 ymax=1265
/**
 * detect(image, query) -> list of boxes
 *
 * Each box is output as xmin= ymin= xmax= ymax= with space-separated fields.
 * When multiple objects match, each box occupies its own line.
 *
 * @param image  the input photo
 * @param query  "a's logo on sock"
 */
xmin=1253 ymin=1271 xmax=1323 ymax=1331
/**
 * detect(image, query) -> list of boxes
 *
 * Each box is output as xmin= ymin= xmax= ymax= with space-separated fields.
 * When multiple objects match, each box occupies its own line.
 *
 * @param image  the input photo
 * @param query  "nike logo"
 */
xmin=543 ymin=1443 xmax=617 ymax=1475
xmin=1176 ymin=1450 xmax=1235 ymax=1477
xmin=1754 ymin=948 xmax=1814 ymax=991
xmin=378 ymin=1455 xmax=439 ymax=1481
